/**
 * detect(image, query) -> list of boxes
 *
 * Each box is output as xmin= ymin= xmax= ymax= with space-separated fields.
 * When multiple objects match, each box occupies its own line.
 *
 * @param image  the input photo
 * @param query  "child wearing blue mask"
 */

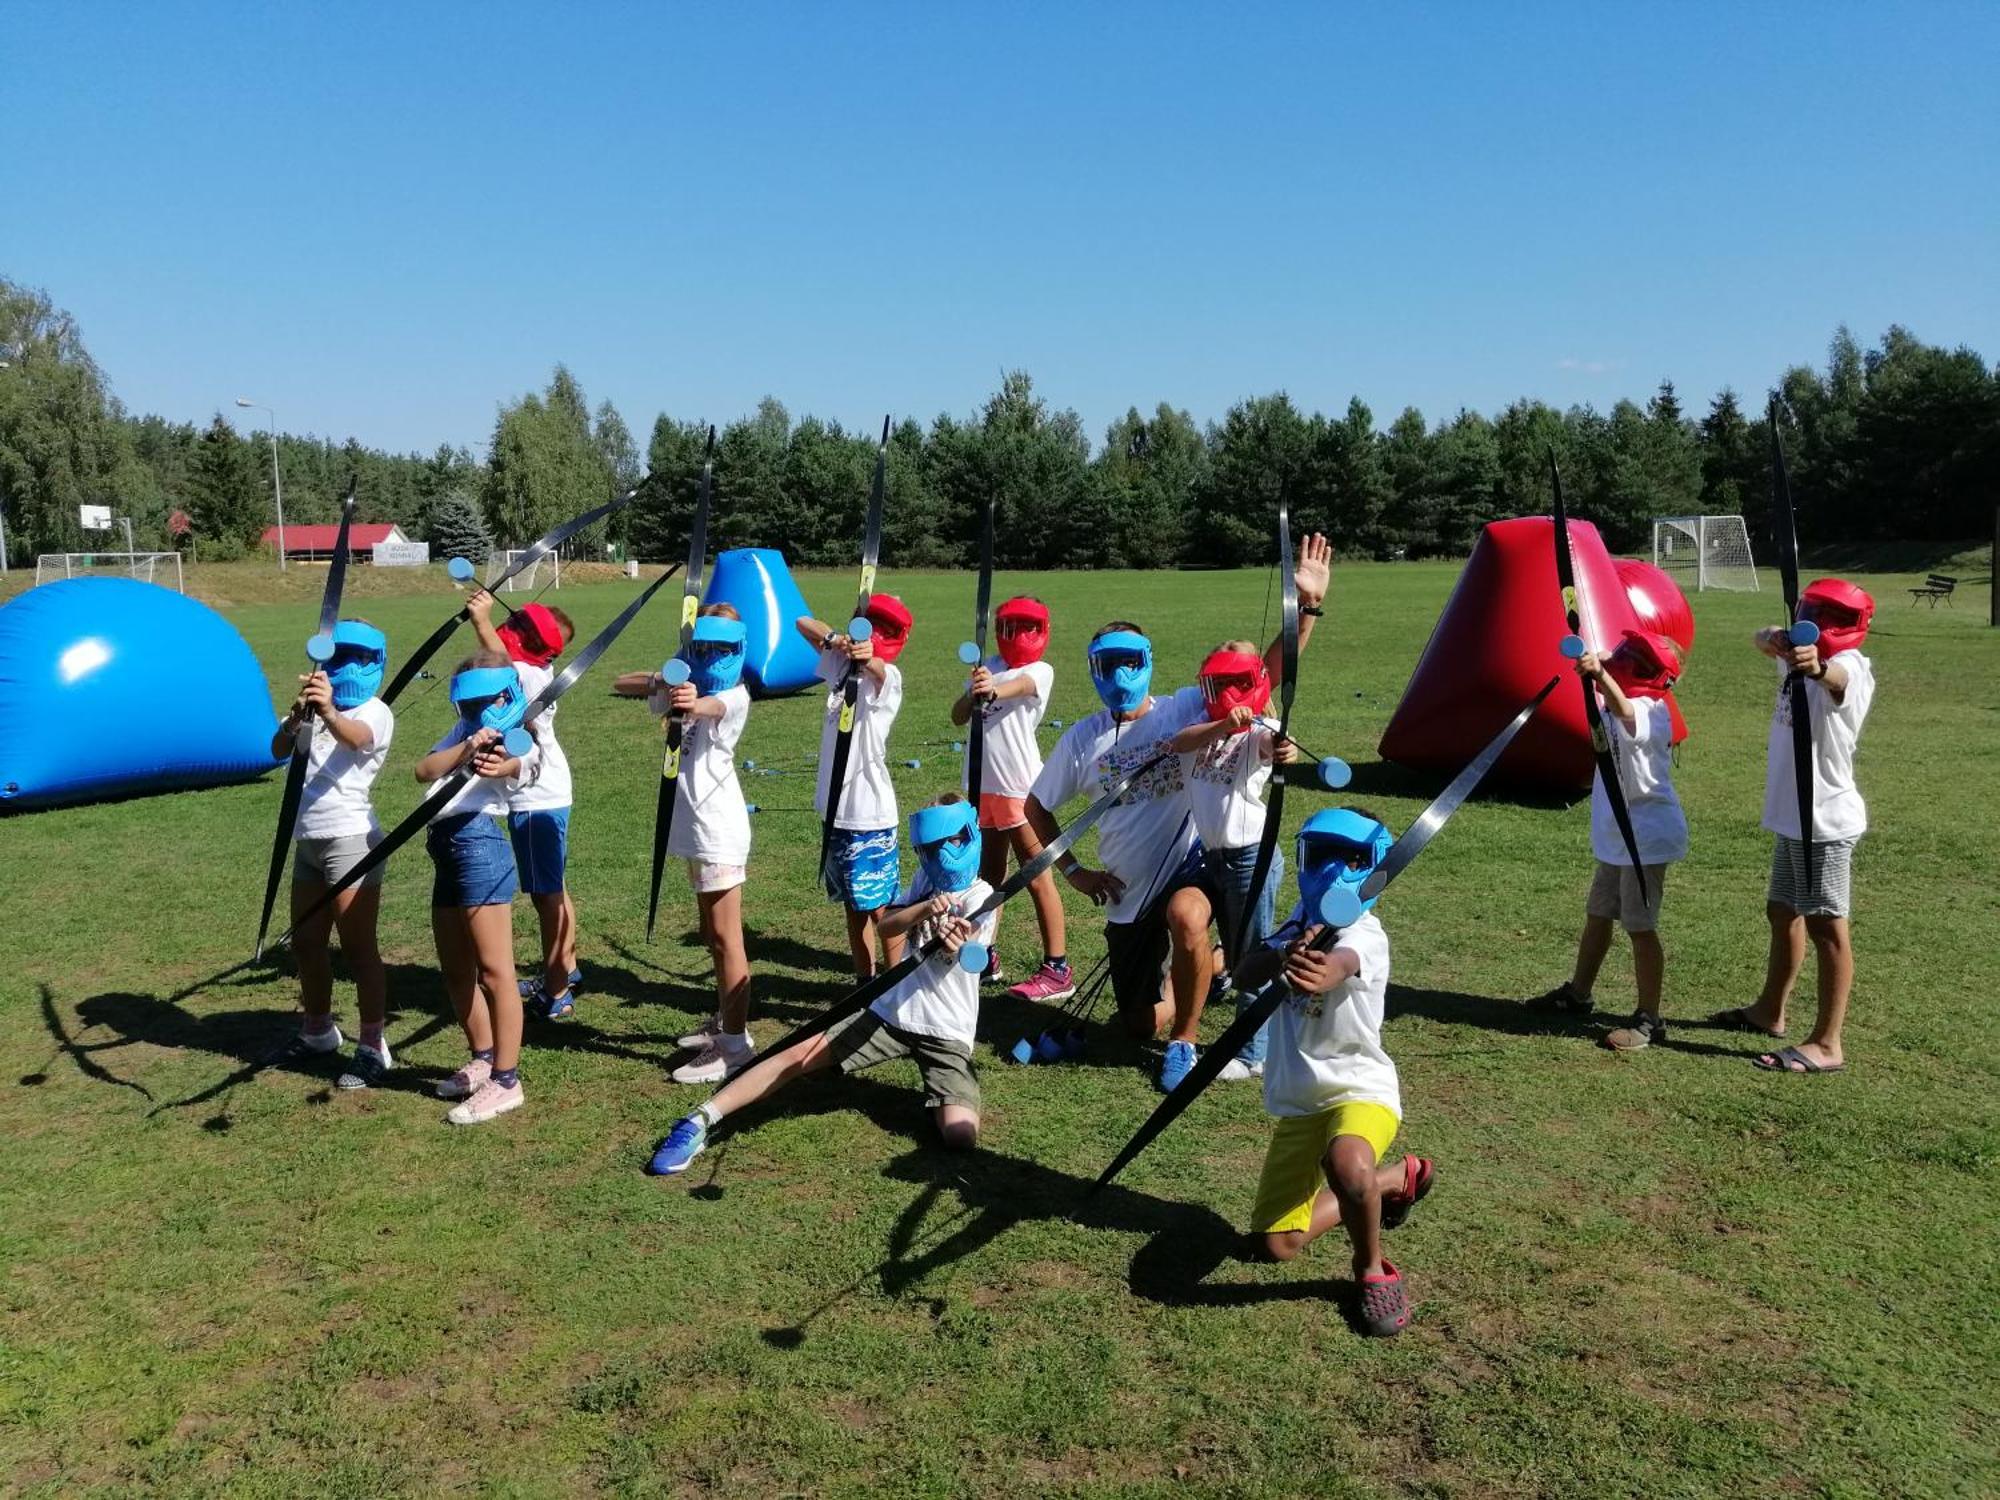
xmin=1230 ymin=807 xmax=1434 ymax=1339
xmin=414 ymin=650 xmax=539 ymax=1125
xmin=647 ymin=795 xmax=997 ymax=1176
xmin=648 ymin=604 xmax=757 ymax=1084
xmin=269 ymin=618 xmax=394 ymax=1087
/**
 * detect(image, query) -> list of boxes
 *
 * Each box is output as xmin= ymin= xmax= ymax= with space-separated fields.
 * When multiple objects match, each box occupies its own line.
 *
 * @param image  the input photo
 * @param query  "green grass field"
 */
xmin=2 ymin=559 xmax=1996 ymax=1498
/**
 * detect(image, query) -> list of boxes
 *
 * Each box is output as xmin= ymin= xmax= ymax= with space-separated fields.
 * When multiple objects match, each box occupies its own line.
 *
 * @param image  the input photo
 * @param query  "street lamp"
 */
xmin=235 ymin=397 xmax=286 ymax=571
xmin=0 ymin=360 xmax=12 ymax=574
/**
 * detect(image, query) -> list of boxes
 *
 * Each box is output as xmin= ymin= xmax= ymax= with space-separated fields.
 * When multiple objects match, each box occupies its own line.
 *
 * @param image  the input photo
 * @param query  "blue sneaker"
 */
xmin=647 ymin=1115 xmax=709 ymax=1176
xmin=1159 ymin=1039 xmax=1198 ymax=1092
xmin=521 ymin=970 xmax=583 ymax=1020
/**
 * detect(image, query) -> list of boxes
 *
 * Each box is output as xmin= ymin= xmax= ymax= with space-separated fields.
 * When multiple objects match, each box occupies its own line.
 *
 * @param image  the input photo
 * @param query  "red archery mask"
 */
xmin=498 ymin=603 xmax=565 ymax=667
xmin=1799 ymin=578 xmax=1874 ymax=656
xmin=994 ymin=597 xmax=1050 ymax=668
xmin=1605 ymin=629 xmax=1682 ymax=699
xmin=1198 ymin=649 xmax=1271 ymax=724
xmin=863 ymin=593 xmax=913 ymax=663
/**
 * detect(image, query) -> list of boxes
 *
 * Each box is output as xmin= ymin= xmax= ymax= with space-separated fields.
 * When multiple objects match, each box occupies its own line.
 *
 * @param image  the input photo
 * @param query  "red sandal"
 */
xmin=1381 ymin=1156 xmax=1434 ymax=1230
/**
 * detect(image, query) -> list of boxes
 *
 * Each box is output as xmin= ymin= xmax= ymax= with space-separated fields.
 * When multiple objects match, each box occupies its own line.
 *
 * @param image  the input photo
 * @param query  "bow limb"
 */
xmin=1231 ymin=494 xmax=1297 ymax=962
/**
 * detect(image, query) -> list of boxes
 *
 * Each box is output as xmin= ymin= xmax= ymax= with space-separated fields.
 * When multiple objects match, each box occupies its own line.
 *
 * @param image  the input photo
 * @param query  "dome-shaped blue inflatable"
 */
xmin=703 ymin=547 xmax=822 ymax=698
xmin=0 ymin=578 xmax=278 ymax=810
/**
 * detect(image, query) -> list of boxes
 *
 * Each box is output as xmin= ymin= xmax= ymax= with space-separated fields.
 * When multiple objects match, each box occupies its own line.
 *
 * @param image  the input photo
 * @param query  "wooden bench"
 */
xmin=1909 ymin=574 xmax=1957 ymax=606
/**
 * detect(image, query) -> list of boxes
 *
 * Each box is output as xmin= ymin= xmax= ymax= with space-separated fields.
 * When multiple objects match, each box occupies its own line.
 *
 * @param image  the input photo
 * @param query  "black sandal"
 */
xmin=1526 ymin=981 xmax=1592 ymax=1017
xmin=1708 ymin=1006 xmax=1785 ymax=1040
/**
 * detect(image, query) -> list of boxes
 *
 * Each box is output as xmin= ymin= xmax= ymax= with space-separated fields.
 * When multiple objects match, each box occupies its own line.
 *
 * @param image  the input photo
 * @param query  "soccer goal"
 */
xmin=1652 ymin=516 xmax=1759 ymax=592
xmin=35 ymin=552 xmax=186 ymax=593
xmin=488 ymin=550 xmax=559 ymax=593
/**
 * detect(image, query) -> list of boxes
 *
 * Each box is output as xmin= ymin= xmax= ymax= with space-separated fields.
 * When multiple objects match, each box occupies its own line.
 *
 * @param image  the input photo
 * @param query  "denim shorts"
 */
xmin=823 ymin=826 xmax=901 ymax=912
xmin=508 ymin=808 xmax=571 ymax=896
xmin=428 ymin=813 xmax=519 ymax=909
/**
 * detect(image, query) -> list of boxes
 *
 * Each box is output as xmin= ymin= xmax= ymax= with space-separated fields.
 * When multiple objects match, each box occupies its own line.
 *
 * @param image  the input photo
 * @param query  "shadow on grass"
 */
xmin=1390 ymin=982 xmax=1771 ymax=1061
xmin=26 ymin=975 xmax=456 ymax=1130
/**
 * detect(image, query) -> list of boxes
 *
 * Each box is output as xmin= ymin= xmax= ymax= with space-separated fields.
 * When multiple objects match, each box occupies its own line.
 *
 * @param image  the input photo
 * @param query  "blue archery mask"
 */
xmin=1088 ymin=630 xmax=1153 ymax=714
xmin=450 ymin=664 xmax=529 ymax=736
xmin=683 ymin=615 xmax=747 ymax=696
xmin=326 ymin=621 xmax=387 ymax=710
xmin=910 ymin=800 xmax=982 ymax=894
xmin=1297 ymin=808 xmax=1394 ymax=922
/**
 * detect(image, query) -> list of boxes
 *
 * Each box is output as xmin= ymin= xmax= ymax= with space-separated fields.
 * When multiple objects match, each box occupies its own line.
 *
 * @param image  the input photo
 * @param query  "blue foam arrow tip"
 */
xmin=1789 ymin=619 xmax=1821 ymax=646
xmin=1317 ymin=756 xmax=1353 ymax=790
xmin=1035 ymin=1031 xmax=1065 ymax=1063
xmin=1319 ymin=885 xmax=1364 ymax=929
xmin=502 ymin=727 xmax=533 ymax=758
xmin=848 ymin=617 xmax=873 ymax=642
xmin=1009 ymin=1037 xmax=1035 ymax=1065
xmin=957 ymin=941 xmax=988 ymax=974
xmin=1559 ymin=635 xmax=1587 ymax=660
xmin=957 ymin=641 xmax=982 ymax=666
xmin=305 ymin=632 xmax=336 ymax=663
xmin=662 ymin=659 xmax=692 ymax=685
xmin=446 ymin=557 xmax=475 ymax=582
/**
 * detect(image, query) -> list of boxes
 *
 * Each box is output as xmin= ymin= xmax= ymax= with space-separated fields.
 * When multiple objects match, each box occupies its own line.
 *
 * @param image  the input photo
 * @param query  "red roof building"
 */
xmin=260 ymin=523 xmax=408 ymax=560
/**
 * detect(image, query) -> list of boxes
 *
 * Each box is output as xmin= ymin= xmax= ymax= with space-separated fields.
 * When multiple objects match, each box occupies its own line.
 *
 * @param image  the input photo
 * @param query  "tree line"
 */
xmin=5 ymin=275 xmax=1995 ymax=570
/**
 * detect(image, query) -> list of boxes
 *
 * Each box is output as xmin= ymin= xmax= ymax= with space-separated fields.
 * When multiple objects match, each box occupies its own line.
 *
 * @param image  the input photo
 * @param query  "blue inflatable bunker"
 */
xmin=0 ymin=578 xmax=278 ymax=811
xmin=702 ymin=548 xmax=821 ymax=698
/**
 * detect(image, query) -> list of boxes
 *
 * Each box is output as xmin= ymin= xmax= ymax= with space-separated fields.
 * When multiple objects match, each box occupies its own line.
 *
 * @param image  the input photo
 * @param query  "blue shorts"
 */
xmin=428 ymin=813 xmax=518 ymax=909
xmin=508 ymin=808 xmax=571 ymax=896
xmin=823 ymin=826 xmax=900 ymax=912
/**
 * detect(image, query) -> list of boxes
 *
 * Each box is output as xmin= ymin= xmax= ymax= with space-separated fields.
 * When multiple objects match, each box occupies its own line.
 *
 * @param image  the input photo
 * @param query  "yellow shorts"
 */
xmin=1249 ymin=1101 xmax=1401 ymax=1235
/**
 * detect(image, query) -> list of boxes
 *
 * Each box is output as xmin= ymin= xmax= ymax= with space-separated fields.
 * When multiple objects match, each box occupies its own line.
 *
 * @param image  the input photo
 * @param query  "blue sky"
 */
xmin=6 ymin=2 xmax=1995 ymax=455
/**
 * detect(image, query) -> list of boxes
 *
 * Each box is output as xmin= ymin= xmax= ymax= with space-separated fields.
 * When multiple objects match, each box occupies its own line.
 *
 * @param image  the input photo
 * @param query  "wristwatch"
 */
xmin=1300 ymin=604 xmax=1325 ymax=618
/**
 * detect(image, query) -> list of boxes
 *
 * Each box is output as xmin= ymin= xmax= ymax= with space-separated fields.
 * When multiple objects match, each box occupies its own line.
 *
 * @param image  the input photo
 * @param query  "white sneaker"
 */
xmin=445 ymin=1077 xmax=524 ymax=1125
xmin=671 ymin=1035 xmax=755 ymax=1085
xmin=436 ymin=1057 xmax=493 ymax=1100
xmin=1216 ymin=1058 xmax=1263 ymax=1082
xmin=676 ymin=1015 xmax=723 ymax=1050
xmin=337 ymin=1042 xmax=393 ymax=1091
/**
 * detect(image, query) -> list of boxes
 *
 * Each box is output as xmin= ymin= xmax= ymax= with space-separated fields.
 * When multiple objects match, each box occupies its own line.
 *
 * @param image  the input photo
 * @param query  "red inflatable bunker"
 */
xmin=1379 ymin=517 xmax=1688 ymax=794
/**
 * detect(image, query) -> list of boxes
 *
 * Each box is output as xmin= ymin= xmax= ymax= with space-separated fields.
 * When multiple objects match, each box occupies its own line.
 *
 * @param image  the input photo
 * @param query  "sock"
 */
xmin=693 ymin=1101 xmax=722 ymax=1130
xmin=1046 ymin=955 xmax=1069 ymax=972
xmin=719 ymin=1029 xmax=751 ymax=1051
xmin=491 ymin=1066 xmax=519 ymax=1088
xmin=303 ymin=1014 xmax=337 ymax=1037
xmin=360 ymin=1023 xmax=386 ymax=1050
xmin=472 ymin=1047 xmax=496 ymax=1065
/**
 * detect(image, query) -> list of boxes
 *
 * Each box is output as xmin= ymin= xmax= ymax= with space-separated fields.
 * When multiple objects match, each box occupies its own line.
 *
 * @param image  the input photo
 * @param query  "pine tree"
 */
xmin=429 ymin=490 xmax=493 ymax=565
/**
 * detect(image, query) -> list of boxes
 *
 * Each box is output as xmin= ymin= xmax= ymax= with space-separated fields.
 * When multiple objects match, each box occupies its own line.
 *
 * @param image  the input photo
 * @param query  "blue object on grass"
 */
xmin=697 ymin=547 xmax=822 ymax=698
xmin=0 ymin=578 xmax=278 ymax=810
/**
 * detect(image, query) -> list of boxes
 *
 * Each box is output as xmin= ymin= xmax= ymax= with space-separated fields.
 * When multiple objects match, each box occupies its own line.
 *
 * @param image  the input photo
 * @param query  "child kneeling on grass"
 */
xmin=1527 ymin=629 xmax=1689 ymax=1051
xmin=414 ymin=651 xmax=538 ymax=1126
xmin=1232 ymin=808 xmax=1434 ymax=1338
xmin=647 ymin=795 xmax=997 ymax=1176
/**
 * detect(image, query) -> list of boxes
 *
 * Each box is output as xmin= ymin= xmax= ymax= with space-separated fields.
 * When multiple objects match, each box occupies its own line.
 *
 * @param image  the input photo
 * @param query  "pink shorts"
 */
xmin=977 ymin=794 xmax=1027 ymax=832
xmin=685 ymin=859 xmax=746 ymax=894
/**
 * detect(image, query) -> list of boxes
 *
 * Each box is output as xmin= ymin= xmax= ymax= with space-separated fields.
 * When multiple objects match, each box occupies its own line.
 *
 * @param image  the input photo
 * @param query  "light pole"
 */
xmin=236 ymin=397 xmax=286 ymax=571
xmin=0 ymin=359 xmax=12 ymax=574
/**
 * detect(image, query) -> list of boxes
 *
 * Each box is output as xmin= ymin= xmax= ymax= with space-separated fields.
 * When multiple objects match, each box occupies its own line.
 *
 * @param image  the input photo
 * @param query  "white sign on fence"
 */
xmin=79 ymin=505 xmax=113 ymax=531
xmin=372 ymin=541 xmax=431 ymax=567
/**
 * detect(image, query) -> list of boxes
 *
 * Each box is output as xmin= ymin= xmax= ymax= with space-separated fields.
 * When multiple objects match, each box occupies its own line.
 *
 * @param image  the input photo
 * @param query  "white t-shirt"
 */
xmin=1763 ymin=650 xmax=1875 ymax=841
xmin=1589 ymin=696 xmax=1688 ymax=866
xmin=1188 ymin=715 xmax=1276 ymax=853
xmin=506 ymin=661 xmax=571 ymax=813
xmin=1261 ymin=906 xmax=1400 ymax=1120
xmin=814 ymin=646 xmax=904 ymax=832
xmin=963 ymin=659 xmax=1054 ymax=799
xmin=294 ymin=697 xmax=394 ymax=840
xmin=1030 ymin=687 xmax=1204 ymax=924
xmin=648 ymin=682 xmax=753 ymax=864
xmin=427 ymin=718 xmax=537 ymax=818
xmin=869 ymin=874 xmax=998 ymax=1045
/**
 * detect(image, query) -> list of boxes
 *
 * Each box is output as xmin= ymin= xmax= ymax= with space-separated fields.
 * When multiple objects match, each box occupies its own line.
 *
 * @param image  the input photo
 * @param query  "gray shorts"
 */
xmin=1768 ymin=834 xmax=1855 ymax=919
xmin=1585 ymin=861 xmax=1668 ymax=933
xmin=823 ymin=1009 xmax=981 ymax=1113
xmin=293 ymin=831 xmax=385 ymax=889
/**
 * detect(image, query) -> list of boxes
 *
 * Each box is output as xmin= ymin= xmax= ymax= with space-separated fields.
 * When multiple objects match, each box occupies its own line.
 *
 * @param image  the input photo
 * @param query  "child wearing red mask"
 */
xmin=466 ymin=591 xmax=583 ymax=1019
xmin=1529 ymin=629 xmax=1689 ymax=1051
xmin=1168 ymin=640 xmax=1301 ymax=1080
xmin=798 ymin=593 xmax=912 ymax=979
xmin=1728 ymin=579 xmax=1876 ymax=1075
xmin=951 ymin=596 xmax=1072 ymax=1002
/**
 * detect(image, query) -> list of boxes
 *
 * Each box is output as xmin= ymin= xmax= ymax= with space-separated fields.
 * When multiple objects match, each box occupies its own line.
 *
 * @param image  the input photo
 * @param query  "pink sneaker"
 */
xmin=1007 ymin=962 xmax=1076 ymax=1004
xmin=445 ymin=1077 xmax=524 ymax=1125
xmin=435 ymin=1057 xmax=492 ymax=1100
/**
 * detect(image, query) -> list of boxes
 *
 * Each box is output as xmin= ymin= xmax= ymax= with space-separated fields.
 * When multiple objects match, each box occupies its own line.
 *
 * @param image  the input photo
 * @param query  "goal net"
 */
xmin=1652 ymin=516 xmax=1759 ymax=592
xmin=489 ymin=549 xmax=559 ymax=593
xmin=35 ymin=552 xmax=186 ymax=593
